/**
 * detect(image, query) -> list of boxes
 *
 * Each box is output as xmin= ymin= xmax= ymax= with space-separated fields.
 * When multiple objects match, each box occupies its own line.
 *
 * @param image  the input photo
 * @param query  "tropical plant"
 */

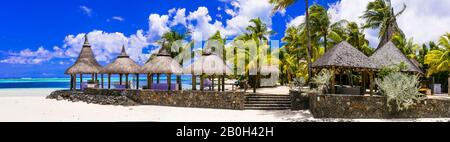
xmin=425 ymin=33 xmax=450 ymax=77
xmin=311 ymin=69 xmax=332 ymax=94
xmin=270 ymin=0 xmax=313 ymax=84
xmin=292 ymin=77 xmax=306 ymax=92
xmin=391 ymin=33 xmax=420 ymax=59
xmin=361 ymin=0 xmax=406 ymax=48
xmin=376 ymin=72 xmax=424 ymax=111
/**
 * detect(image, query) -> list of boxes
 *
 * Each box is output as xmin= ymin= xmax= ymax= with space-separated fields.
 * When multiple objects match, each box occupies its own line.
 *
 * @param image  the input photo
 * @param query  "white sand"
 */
xmin=0 ymin=88 xmax=449 ymax=122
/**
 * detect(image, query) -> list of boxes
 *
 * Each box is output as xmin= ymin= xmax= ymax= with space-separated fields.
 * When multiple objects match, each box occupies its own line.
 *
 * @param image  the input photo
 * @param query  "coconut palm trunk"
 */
xmin=305 ymin=0 xmax=313 ymax=86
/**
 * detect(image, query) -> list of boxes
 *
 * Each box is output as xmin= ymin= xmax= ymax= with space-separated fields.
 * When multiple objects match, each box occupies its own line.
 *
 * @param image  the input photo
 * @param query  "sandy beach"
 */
xmin=0 ymin=88 xmax=449 ymax=122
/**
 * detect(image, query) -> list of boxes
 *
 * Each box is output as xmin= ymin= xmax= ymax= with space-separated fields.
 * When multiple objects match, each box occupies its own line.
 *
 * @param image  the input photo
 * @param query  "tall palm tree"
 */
xmin=309 ymin=4 xmax=330 ymax=51
xmin=270 ymin=0 xmax=313 ymax=84
xmin=361 ymin=0 xmax=406 ymax=48
xmin=246 ymin=18 xmax=274 ymax=93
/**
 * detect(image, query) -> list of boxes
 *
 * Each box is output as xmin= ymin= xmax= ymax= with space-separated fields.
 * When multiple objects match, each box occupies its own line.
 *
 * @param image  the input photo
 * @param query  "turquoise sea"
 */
xmin=0 ymin=75 xmax=195 ymax=89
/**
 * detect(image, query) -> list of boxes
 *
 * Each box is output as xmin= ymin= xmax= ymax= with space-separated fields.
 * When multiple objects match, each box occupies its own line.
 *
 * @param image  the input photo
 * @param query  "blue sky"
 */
xmin=1 ymin=0 xmax=449 ymax=78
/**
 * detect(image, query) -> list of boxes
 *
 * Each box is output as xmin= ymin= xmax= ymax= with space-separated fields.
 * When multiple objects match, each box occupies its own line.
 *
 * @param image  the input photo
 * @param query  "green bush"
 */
xmin=375 ymin=72 xmax=425 ymax=111
xmin=312 ymin=69 xmax=332 ymax=94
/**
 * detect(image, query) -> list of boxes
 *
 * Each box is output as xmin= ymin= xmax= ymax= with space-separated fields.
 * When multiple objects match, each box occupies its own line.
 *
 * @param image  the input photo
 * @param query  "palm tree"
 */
xmin=246 ymin=18 xmax=274 ymax=93
xmin=309 ymin=4 xmax=330 ymax=51
xmin=361 ymin=0 xmax=406 ymax=48
xmin=270 ymin=0 xmax=313 ymax=84
xmin=425 ymin=33 xmax=450 ymax=77
xmin=391 ymin=33 xmax=420 ymax=59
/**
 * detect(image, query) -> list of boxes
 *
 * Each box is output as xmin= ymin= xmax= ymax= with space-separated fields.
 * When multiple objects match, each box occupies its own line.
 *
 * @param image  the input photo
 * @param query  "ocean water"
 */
xmin=0 ymin=76 xmax=195 ymax=89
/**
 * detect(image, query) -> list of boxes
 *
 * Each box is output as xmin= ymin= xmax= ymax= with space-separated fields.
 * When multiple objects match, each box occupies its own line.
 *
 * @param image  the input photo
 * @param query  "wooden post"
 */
xmin=331 ymin=68 xmax=335 ymax=94
xmin=369 ymin=72 xmax=374 ymax=96
xmin=136 ymin=74 xmax=139 ymax=89
xmin=95 ymin=73 xmax=98 ymax=82
xmin=157 ymin=74 xmax=160 ymax=84
xmin=108 ymin=74 xmax=111 ymax=89
xmin=69 ymin=74 xmax=73 ymax=91
xmin=119 ymin=74 xmax=123 ymax=85
xmin=125 ymin=74 xmax=129 ymax=89
xmin=74 ymin=74 xmax=77 ymax=90
xmin=222 ymin=75 xmax=225 ymax=91
xmin=192 ymin=75 xmax=196 ymax=90
xmin=177 ymin=75 xmax=182 ymax=90
xmin=101 ymin=74 xmax=104 ymax=88
xmin=200 ymin=74 xmax=204 ymax=91
xmin=80 ymin=74 xmax=83 ymax=89
xmin=91 ymin=73 xmax=94 ymax=81
xmin=147 ymin=74 xmax=151 ymax=89
xmin=218 ymin=76 xmax=221 ymax=92
xmin=211 ymin=75 xmax=215 ymax=91
xmin=167 ymin=73 xmax=172 ymax=91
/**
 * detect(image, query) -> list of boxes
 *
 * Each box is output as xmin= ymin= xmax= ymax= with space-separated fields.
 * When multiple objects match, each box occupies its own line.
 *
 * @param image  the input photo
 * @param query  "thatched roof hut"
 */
xmin=183 ymin=47 xmax=231 ymax=75
xmin=65 ymin=35 xmax=103 ymax=74
xmin=102 ymin=46 xmax=141 ymax=74
xmin=312 ymin=41 xmax=376 ymax=69
xmin=141 ymin=47 xmax=182 ymax=74
xmin=370 ymin=41 xmax=423 ymax=73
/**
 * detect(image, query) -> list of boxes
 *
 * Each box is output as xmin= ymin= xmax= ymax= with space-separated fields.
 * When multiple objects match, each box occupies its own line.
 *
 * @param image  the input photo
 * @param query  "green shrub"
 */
xmin=292 ymin=77 xmax=306 ymax=92
xmin=312 ymin=69 xmax=332 ymax=94
xmin=375 ymin=72 xmax=425 ymax=111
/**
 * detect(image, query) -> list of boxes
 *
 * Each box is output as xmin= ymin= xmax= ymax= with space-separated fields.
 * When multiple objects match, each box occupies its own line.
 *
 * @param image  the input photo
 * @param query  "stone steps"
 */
xmin=244 ymin=94 xmax=291 ymax=110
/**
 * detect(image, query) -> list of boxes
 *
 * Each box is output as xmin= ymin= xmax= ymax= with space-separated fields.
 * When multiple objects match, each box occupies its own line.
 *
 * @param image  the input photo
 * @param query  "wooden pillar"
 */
xmin=136 ymin=74 xmax=139 ymax=90
xmin=125 ymin=74 xmax=129 ymax=89
xmin=339 ymin=70 xmax=343 ymax=86
xmin=211 ymin=75 xmax=215 ymax=91
xmin=95 ymin=73 xmax=98 ymax=82
xmin=91 ymin=73 xmax=94 ymax=81
xmin=192 ymin=75 xmax=197 ymax=90
xmin=200 ymin=74 xmax=204 ymax=91
xmin=369 ymin=72 xmax=374 ymax=96
xmin=167 ymin=73 xmax=172 ymax=91
xmin=73 ymin=74 xmax=77 ymax=90
xmin=156 ymin=74 xmax=160 ymax=84
xmin=101 ymin=74 xmax=104 ymax=88
xmin=253 ymin=75 xmax=257 ymax=93
xmin=331 ymin=68 xmax=336 ymax=94
xmin=69 ymin=74 xmax=73 ymax=90
xmin=177 ymin=75 xmax=182 ymax=90
xmin=119 ymin=74 xmax=123 ymax=85
xmin=147 ymin=74 xmax=151 ymax=89
xmin=80 ymin=74 xmax=83 ymax=89
xmin=218 ymin=76 xmax=221 ymax=92
xmin=222 ymin=75 xmax=225 ymax=92
xmin=108 ymin=74 xmax=111 ymax=89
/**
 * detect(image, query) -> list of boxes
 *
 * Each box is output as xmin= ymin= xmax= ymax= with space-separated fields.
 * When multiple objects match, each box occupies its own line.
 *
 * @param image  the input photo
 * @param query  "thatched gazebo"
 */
xmin=141 ymin=46 xmax=183 ymax=91
xmin=183 ymin=46 xmax=231 ymax=91
xmin=370 ymin=41 xmax=423 ymax=74
xmin=65 ymin=35 xmax=103 ymax=91
xmin=312 ymin=41 xmax=377 ymax=94
xmin=102 ymin=45 xmax=142 ymax=89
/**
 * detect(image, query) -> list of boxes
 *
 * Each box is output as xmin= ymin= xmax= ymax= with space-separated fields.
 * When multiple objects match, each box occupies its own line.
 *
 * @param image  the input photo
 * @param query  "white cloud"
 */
xmin=147 ymin=14 xmax=170 ymax=41
xmin=80 ymin=6 xmax=93 ymax=16
xmin=223 ymin=0 xmax=274 ymax=36
xmin=64 ymin=30 xmax=150 ymax=63
xmin=225 ymin=9 xmax=236 ymax=16
xmin=112 ymin=16 xmax=125 ymax=22
xmin=170 ymin=8 xmax=187 ymax=26
xmin=286 ymin=15 xmax=305 ymax=28
xmin=328 ymin=0 xmax=450 ymax=47
xmin=0 ymin=47 xmax=58 ymax=64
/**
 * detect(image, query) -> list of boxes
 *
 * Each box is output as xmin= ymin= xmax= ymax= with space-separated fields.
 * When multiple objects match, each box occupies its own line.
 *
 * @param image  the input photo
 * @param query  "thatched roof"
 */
xmin=65 ymin=35 xmax=103 ymax=74
xmin=312 ymin=41 xmax=376 ymax=69
xmin=141 ymin=47 xmax=182 ymax=74
xmin=102 ymin=46 xmax=141 ymax=74
xmin=183 ymin=47 xmax=231 ymax=75
xmin=370 ymin=41 xmax=423 ymax=73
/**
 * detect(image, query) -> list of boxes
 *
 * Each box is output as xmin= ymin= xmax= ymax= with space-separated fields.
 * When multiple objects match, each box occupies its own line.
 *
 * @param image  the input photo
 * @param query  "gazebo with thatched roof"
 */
xmin=312 ymin=41 xmax=378 ymax=94
xmin=102 ymin=45 xmax=142 ymax=89
xmin=183 ymin=46 xmax=232 ymax=91
xmin=65 ymin=35 xmax=103 ymax=91
xmin=141 ymin=43 xmax=183 ymax=91
xmin=370 ymin=41 xmax=423 ymax=74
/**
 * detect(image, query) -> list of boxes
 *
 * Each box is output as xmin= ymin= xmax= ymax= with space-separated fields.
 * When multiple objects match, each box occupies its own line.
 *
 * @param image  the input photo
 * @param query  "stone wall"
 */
xmin=126 ymin=90 xmax=245 ymax=110
xmin=290 ymin=90 xmax=309 ymax=110
xmin=48 ymin=89 xmax=245 ymax=110
xmin=47 ymin=90 xmax=137 ymax=106
xmin=309 ymin=94 xmax=450 ymax=118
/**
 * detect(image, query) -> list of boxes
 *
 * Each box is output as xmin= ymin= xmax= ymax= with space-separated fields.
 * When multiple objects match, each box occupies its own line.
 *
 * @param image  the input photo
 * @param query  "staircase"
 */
xmin=244 ymin=94 xmax=291 ymax=110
